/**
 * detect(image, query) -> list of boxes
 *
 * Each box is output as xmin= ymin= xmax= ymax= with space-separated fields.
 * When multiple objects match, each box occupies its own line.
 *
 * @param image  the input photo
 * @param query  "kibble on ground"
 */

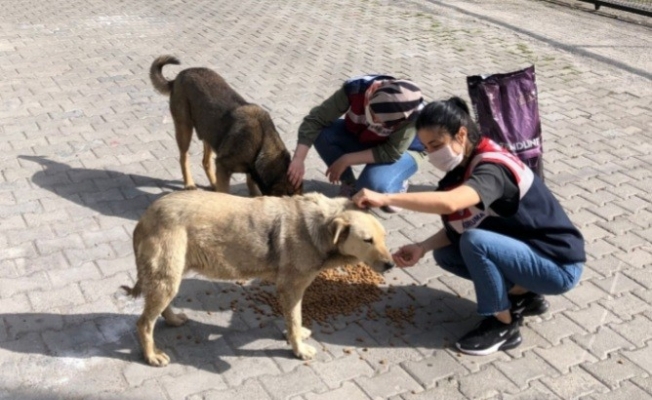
xmin=243 ymin=263 xmax=416 ymax=328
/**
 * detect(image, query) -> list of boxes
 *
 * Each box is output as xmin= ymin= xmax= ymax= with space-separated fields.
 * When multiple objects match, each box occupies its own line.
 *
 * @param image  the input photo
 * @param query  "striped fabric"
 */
xmin=368 ymin=80 xmax=423 ymax=127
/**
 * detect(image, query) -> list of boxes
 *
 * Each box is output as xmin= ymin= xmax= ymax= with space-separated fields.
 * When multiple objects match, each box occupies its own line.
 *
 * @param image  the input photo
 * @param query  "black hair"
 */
xmin=415 ymin=96 xmax=481 ymax=145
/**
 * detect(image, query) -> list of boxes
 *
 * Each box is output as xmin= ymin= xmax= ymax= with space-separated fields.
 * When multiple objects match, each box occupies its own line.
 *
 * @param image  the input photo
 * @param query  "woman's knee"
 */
xmin=458 ymin=229 xmax=492 ymax=254
xmin=313 ymin=120 xmax=346 ymax=149
xmin=360 ymin=178 xmax=392 ymax=193
xmin=556 ymin=262 xmax=584 ymax=294
xmin=313 ymin=129 xmax=332 ymax=152
xmin=433 ymin=246 xmax=469 ymax=278
xmin=358 ymin=164 xmax=414 ymax=193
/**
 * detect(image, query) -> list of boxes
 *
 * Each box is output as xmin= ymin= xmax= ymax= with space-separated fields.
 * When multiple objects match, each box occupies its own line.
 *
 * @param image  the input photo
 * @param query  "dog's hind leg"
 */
xmin=136 ymin=237 xmax=186 ymax=367
xmin=162 ymin=305 xmax=188 ymax=327
xmin=201 ymin=140 xmax=218 ymax=190
xmin=172 ymin=115 xmax=197 ymax=190
xmin=137 ymin=287 xmax=177 ymax=367
xmin=277 ymin=274 xmax=318 ymax=360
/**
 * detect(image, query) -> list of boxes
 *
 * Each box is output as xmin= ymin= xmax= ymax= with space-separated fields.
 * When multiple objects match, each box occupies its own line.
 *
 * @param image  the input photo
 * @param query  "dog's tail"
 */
xmin=121 ymin=281 xmax=142 ymax=298
xmin=150 ymin=55 xmax=180 ymax=96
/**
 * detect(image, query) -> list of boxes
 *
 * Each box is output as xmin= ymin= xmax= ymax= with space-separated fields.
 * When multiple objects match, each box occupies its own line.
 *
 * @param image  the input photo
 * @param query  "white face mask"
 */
xmin=428 ymin=143 xmax=464 ymax=172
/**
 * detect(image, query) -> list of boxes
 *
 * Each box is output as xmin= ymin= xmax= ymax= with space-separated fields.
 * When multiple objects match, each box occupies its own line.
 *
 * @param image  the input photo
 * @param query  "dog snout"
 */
xmin=371 ymin=260 xmax=394 ymax=273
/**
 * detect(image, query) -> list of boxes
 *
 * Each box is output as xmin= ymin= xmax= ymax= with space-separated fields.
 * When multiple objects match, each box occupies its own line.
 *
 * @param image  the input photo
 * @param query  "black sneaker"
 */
xmin=455 ymin=315 xmax=522 ymax=356
xmin=509 ymin=292 xmax=549 ymax=316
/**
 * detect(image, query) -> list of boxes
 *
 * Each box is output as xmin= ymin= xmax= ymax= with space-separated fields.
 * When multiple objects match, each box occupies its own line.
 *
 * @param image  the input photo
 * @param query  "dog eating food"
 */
xmin=122 ymin=190 xmax=394 ymax=366
xmin=150 ymin=55 xmax=300 ymax=196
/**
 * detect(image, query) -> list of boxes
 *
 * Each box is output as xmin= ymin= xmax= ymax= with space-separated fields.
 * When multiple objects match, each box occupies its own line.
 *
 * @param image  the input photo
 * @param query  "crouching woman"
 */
xmin=352 ymin=97 xmax=585 ymax=355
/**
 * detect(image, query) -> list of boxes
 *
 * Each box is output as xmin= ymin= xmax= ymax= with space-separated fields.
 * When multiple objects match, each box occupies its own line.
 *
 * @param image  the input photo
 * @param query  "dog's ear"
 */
xmin=330 ymin=217 xmax=351 ymax=245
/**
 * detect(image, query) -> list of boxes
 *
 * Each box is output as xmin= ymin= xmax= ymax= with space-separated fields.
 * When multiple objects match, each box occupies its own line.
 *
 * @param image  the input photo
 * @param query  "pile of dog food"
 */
xmin=246 ymin=263 xmax=397 ymax=326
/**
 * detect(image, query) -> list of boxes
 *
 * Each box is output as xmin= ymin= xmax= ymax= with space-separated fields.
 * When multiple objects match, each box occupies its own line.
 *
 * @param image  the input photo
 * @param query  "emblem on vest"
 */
xmin=446 ymin=207 xmax=489 ymax=233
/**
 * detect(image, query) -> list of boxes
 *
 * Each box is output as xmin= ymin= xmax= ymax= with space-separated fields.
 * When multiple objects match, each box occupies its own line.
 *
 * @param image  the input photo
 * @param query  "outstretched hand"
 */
xmin=325 ymin=156 xmax=350 ymax=184
xmin=392 ymin=244 xmax=426 ymax=268
xmin=352 ymin=188 xmax=389 ymax=209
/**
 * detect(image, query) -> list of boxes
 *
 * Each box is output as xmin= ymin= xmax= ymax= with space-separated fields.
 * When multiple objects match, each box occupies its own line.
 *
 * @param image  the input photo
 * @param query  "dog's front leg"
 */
xmin=278 ymin=283 xmax=316 ymax=360
xmin=213 ymin=162 xmax=231 ymax=193
xmin=246 ymin=174 xmax=262 ymax=197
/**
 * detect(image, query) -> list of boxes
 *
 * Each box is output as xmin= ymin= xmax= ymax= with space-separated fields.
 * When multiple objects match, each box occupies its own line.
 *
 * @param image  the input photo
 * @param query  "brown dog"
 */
xmin=150 ymin=55 xmax=300 ymax=196
xmin=122 ymin=190 xmax=394 ymax=366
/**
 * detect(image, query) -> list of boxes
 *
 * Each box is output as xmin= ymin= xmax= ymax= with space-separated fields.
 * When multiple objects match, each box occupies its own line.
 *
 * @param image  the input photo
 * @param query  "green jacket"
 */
xmin=297 ymin=87 xmax=427 ymax=165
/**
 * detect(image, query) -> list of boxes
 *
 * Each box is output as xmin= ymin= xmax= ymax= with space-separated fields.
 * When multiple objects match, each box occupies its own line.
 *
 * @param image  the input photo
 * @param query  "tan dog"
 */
xmin=122 ymin=191 xmax=394 ymax=366
xmin=150 ymin=55 xmax=300 ymax=196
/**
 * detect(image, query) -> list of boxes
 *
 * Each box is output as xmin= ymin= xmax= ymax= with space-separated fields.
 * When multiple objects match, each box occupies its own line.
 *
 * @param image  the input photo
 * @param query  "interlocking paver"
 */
xmin=563 ymin=281 xmax=610 ymax=308
xmin=494 ymin=351 xmax=559 ymax=389
xmin=540 ymin=366 xmax=608 ymax=400
xmin=458 ymin=365 xmax=519 ymax=399
xmin=188 ymin=379 xmax=272 ymax=400
xmin=535 ymin=340 xmax=598 ymax=374
xmin=259 ymin=366 xmax=327 ymax=400
xmin=0 ymin=0 xmax=651 ymax=398
xmin=600 ymin=292 xmax=650 ymax=321
xmin=311 ymin=354 xmax=375 ymax=389
xmin=564 ymin=303 xmax=623 ymax=333
xmin=355 ymin=366 xmax=422 ymax=399
xmin=572 ymin=326 xmax=635 ymax=360
xmin=0 ymin=272 xmax=51 ymax=298
xmin=590 ymin=380 xmax=652 ymax=400
xmin=622 ymin=344 xmax=652 ymax=373
xmin=401 ymin=352 xmax=468 ymax=388
xmin=582 ymin=354 xmax=647 ymax=390
xmin=220 ymin=354 xmax=281 ymax=387
xmin=158 ymin=365 xmax=229 ymax=400
xmin=304 ymin=382 xmax=371 ymax=400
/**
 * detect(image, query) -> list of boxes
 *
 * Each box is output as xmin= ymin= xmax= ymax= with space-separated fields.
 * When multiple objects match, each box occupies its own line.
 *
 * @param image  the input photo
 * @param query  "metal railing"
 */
xmin=577 ymin=0 xmax=652 ymax=17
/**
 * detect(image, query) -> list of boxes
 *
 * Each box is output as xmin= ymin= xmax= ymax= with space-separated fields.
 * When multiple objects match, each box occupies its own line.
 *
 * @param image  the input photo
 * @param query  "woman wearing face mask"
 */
xmin=287 ymin=75 xmax=428 ymax=212
xmin=352 ymin=96 xmax=585 ymax=356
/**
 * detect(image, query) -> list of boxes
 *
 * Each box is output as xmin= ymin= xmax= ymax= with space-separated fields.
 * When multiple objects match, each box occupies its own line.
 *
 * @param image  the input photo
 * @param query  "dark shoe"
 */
xmin=509 ymin=292 xmax=549 ymax=317
xmin=338 ymin=183 xmax=356 ymax=199
xmin=455 ymin=314 xmax=522 ymax=356
xmin=379 ymin=180 xmax=409 ymax=213
xmin=380 ymin=205 xmax=402 ymax=213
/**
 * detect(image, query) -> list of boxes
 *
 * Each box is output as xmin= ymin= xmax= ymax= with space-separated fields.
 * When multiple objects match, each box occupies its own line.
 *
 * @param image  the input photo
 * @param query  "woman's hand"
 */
xmin=287 ymin=158 xmax=305 ymax=189
xmin=325 ymin=155 xmax=350 ymax=183
xmin=392 ymin=244 xmax=426 ymax=268
xmin=352 ymin=188 xmax=389 ymax=209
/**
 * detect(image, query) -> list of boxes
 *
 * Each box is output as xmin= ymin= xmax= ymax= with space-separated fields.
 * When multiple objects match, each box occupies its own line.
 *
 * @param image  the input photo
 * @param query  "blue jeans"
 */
xmin=433 ymin=229 xmax=583 ymax=316
xmin=313 ymin=119 xmax=422 ymax=193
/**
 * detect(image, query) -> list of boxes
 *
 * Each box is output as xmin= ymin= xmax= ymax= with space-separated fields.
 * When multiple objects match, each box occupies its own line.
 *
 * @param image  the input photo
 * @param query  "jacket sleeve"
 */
xmin=297 ymin=87 xmax=350 ymax=147
xmin=371 ymin=122 xmax=418 ymax=163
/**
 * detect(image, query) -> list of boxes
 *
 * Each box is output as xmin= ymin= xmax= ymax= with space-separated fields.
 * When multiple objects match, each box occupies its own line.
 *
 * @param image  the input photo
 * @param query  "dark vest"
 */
xmin=439 ymin=138 xmax=586 ymax=264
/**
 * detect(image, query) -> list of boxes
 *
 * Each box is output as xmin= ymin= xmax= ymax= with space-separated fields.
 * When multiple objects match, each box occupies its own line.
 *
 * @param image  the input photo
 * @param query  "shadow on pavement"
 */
xmin=19 ymin=155 xmax=330 ymax=221
xmin=19 ymin=155 xmax=184 ymax=221
xmin=0 ymin=278 xmax=477 ymax=373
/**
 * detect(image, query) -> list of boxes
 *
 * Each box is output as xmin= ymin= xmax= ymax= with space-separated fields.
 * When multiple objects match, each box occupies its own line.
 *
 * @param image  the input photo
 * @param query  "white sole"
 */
xmin=455 ymin=334 xmax=522 ymax=356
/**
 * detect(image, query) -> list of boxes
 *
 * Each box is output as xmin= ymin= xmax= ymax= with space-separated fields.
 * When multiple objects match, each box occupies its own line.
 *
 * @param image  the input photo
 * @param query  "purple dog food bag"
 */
xmin=467 ymin=65 xmax=544 ymax=180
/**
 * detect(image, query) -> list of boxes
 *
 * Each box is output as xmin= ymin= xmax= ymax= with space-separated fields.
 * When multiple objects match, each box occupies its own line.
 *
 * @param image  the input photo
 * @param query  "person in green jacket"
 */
xmin=287 ymin=75 xmax=427 ymax=212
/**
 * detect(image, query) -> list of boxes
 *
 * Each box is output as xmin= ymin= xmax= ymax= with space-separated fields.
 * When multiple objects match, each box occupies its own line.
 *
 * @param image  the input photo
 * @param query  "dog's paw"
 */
xmin=184 ymin=185 xmax=198 ymax=191
xmin=145 ymin=349 xmax=170 ymax=367
xmin=294 ymin=343 xmax=317 ymax=360
xmin=164 ymin=312 xmax=188 ymax=327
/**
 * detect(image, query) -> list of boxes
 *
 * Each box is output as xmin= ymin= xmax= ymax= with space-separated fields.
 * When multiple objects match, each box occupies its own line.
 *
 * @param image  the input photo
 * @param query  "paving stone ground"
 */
xmin=1 ymin=0 xmax=651 ymax=399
